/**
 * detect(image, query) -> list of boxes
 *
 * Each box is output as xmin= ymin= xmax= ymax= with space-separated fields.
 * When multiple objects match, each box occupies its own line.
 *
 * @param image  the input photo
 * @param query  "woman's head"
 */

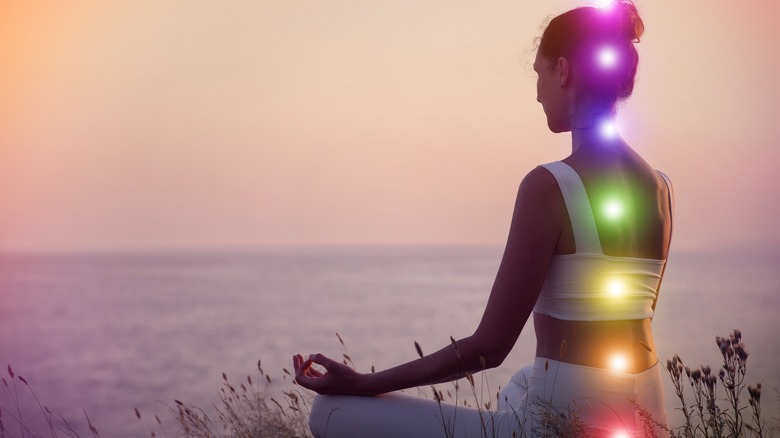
xmin=534 ymin=1 xmax=644 ymax=132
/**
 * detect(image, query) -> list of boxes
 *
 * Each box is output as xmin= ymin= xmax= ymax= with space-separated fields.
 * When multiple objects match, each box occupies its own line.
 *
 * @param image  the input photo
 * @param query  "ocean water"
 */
xmin=1 ymin=246 xmax=778 ymax=437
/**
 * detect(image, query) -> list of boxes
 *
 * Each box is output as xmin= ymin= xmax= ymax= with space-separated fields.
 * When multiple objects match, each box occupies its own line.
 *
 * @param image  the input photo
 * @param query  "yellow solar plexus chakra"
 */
xmin=606 ymin=277 xmax=625 ymax=297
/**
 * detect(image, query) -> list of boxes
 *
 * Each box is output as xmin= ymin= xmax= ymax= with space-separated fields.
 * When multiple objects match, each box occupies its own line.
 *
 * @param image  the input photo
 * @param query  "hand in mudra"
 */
xmin=293 ymin=353 xmax=366 ymax=395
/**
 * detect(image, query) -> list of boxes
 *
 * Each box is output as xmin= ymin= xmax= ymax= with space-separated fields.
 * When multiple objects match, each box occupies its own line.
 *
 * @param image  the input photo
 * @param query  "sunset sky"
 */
xmin=1 ymin=0 xmax=778 ymax=252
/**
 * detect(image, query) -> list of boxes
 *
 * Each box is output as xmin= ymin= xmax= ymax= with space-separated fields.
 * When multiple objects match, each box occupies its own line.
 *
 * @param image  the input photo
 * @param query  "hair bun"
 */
xmin=615 ymin=0 xmax=644 ymax=42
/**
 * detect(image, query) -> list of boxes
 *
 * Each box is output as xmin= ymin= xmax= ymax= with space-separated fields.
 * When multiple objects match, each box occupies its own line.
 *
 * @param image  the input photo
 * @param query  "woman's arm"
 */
xmin=294 ymin=166 xmax=563 ymax=396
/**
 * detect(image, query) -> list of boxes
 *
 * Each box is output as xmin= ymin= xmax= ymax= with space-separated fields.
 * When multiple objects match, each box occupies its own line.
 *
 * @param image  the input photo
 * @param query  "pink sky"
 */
xmin=1 ymin=0 xmax=778 ymax=252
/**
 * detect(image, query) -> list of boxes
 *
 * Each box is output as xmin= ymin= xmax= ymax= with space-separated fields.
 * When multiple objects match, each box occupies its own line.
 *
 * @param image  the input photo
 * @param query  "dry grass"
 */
xmin=0 ymin=365 xmax=100 ymax=438
xmin=2 ymin=330 xmax=778 ymax=437
xmin=164 ymin=360 xmax=312 ymax=438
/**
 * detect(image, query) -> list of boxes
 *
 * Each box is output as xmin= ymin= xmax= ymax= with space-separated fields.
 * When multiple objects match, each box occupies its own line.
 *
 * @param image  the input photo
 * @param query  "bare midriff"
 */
xmin=534 ymin=312 xmax=658 ymax=374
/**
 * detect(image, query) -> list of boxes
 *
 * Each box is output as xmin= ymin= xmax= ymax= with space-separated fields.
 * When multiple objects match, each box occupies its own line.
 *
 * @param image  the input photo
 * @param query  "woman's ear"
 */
xmin=556 ymin=57 xmax=571 ymax=88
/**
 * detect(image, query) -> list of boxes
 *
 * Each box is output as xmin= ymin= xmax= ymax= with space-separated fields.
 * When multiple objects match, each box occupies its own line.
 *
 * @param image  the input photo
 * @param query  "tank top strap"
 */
xmin=541 ymin=161 xmax=604 ymax=255
xmin=657 ymin=170 xmax=674 ymax=236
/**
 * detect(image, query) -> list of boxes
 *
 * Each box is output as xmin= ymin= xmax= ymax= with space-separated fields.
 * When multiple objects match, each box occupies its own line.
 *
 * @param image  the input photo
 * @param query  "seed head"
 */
xmin=414 ymin=341 xmax=424 ymax=358
xmin=559 ymin=339 xmax=568 ymax=358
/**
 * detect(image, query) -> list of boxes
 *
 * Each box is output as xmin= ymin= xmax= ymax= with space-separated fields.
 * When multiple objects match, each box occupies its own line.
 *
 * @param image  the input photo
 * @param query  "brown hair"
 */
xmin=538 ymin=1 xmax=645 ymax=101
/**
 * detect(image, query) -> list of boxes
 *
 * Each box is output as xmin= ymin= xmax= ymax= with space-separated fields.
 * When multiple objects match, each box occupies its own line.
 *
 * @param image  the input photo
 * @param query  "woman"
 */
xmin=294 ymin=1 xmax=672 ymax=436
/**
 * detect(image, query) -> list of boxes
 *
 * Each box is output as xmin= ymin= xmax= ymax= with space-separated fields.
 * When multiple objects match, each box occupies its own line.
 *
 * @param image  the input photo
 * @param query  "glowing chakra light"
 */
xmin=609 ymin=354 xmax=628 ymax=372
xmin=597 ymin=0 xmax=616 ymax=9
xmin=599 ymin=119 xmax=619 ymax=139
xmin=606 ymin=278 xmax=625 ymax=297
xmin=598 ymin=46 xmax=618 ymax=69
xmin=612 ymin=432 xmax=630 ymax=438
xmin=604 ymin=199 xmax=624 ymax=219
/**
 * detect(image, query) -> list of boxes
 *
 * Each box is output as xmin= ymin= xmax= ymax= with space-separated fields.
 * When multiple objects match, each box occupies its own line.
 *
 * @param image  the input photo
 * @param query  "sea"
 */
xmin=1 ymin=246 xmax=778 ymax=437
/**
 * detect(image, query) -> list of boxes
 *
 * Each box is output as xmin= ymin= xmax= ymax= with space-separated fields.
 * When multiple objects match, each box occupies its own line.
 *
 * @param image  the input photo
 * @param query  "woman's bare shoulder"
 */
xmin=517 ymin=164 xmax=562 ymax=201
xmin=510 ymin=165 xmax=567 ymax=232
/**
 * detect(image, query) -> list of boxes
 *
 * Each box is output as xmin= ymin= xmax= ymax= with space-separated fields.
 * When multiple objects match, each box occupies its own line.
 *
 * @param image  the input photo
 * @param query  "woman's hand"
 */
xmin=293 ymin=353 xmax=368 ymax=396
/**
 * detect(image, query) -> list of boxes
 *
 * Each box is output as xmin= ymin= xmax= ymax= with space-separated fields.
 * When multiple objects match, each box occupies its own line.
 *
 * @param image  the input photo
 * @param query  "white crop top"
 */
xmin=533 ymin=161 xmax=673 ymax=321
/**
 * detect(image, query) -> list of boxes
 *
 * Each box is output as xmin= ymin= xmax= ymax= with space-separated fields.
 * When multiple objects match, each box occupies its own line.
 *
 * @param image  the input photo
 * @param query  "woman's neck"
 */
xmin=569 ymin=111 xmax=624 ymax=156
xmin=568 ymin=99 xmax=622 ymax=155
xmin=571 ymin=124 xmax=616 ymax=154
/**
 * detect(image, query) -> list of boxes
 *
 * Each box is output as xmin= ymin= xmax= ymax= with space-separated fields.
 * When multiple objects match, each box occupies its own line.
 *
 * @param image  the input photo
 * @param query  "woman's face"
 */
xmin=533 ymin=52 xmax=571 ymax=133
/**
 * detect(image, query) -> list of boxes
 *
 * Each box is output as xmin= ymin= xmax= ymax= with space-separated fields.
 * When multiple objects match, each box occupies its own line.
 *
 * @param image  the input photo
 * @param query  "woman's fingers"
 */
xmin=294 ymin=353 xmax=365 ymax=395
xmin=309 ymin=353 xmax=338 ymax=370
xmin=293 ymin=354 xmax=303 ymax=371
xmin=294 ymin=355 xmax=325 ymax=379
xmin=307 ymin=364 xmax=324 ymax=378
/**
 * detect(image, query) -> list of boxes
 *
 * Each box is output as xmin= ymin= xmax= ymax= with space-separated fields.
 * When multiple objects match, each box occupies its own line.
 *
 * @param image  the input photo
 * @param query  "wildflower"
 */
xmin=735 ymin=345 xmax=748 ymax=362
xmin=748 ymin=383 xmax=761 ymax=403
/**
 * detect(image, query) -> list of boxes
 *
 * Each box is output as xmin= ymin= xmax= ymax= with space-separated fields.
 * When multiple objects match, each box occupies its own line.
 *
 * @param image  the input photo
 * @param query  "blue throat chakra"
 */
xmin=599 ymin=119 xmax=619 ymax=139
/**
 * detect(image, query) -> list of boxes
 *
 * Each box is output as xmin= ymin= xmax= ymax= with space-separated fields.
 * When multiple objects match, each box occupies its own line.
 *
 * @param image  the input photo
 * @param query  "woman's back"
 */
xmin=560 ymin=146 xmax=672 ymax=260
xmin=534 ymin=143 xmax=673 ymax=374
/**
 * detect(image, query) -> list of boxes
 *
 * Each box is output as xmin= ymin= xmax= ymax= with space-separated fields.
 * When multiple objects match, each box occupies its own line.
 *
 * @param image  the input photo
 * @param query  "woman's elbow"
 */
xmin=465 ymin=339 xmax=511 ymax=369
xmin=465 ymin=332 xmax=514 ymax=370
xmin=480 ymin=348 xmax=510 ymax=369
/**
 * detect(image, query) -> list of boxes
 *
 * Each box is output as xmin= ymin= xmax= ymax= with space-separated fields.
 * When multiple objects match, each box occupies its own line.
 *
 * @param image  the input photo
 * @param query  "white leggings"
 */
xmin=308 ymin=358 xmax=668 ymax=437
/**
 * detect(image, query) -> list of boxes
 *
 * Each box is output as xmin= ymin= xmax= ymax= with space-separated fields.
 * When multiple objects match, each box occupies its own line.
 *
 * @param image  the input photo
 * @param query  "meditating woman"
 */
xmin=294 ymin=1 xmax=672 ymax=436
